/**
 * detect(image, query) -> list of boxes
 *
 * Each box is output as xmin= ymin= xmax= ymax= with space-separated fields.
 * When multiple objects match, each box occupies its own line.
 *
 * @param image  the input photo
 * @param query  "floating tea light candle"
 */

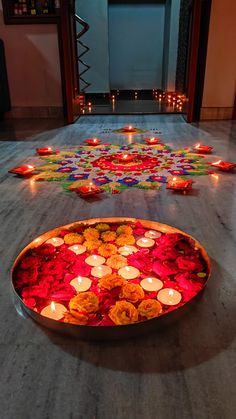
xmin=118 ymin=266 xmax=140 ymax=280
xmin=140 ymin=277 xmax=163 ymax=292
xmin=46 ymin=237 xmax=64 ymax=247
xmin=157 ymin=288 xmax=182 ymax=306
xmin=36 ymin=147 xmax=54 ymax=156
xmin=8 ymin=165 xmax=36 ymax=176
xmin=84 ymin=138 xmax=101 ymax=146
xmin=193 ymin=144 xmax=213 ymax=154
xmin=91 ymin=265 xmax=112 ymax=278
xmin=68 ymin=244 xmax=86 ymax=255
xmin=85 ymin=254 xmax=106 ymax=267
xmin=144 ymin=137 xmax=160 ymax=145
xmin=166 ymin=177 xmax=193 ymax=191
xmin=211 ymin=160 xmax=236 ymax=171
xmin=40 ymin=301 xmax=66 ymax=320
xmin=70 ymin=276 xmax=92 ymax=292
xmin=118 ymin=245 xmax=138 ymax=256
xmin=144 ymin=230 xmax=162 ymax=239
xmin=136 ymin=237 xmax=155 ymax=248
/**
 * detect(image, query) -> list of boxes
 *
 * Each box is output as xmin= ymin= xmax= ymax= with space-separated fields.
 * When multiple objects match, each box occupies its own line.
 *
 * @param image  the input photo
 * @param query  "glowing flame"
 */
xmin=27 ymin=165 xmax=34 ymax=169
xmin=173 ymin=177 xmax=177 ymax=181
xmin=168 ymin=290 xmax=174 ymax=296
xmin=147 ymin=278 xmax=153 ymax=284
xmin=93 ymin=138 xmax=97 ymax=143
xmin=212 ymin=160 xmax=222 ymax=165
xmin=77 ymin=276 xmax=82 ymax=284
xmin=123 ymin=154 xmax=128 ymax=159
xmin=48 ymin=147 xmax=52 ymax=151
xmin=195 ymin=144 xmax=200 ymax=149
xmin=51 ymin=301 xmax=56 ymax=312
xmin=128 ymin=125 xmax=133 ymax=130
xmin=150 ymin=137 xmax=155 ymax=142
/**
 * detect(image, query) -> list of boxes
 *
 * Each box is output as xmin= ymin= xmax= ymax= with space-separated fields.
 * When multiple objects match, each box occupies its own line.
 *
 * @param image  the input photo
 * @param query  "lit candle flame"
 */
xmin=126 ymin=267 xmax=130 ymax=272
xmin=212 ymin=160 xmax=222 ymax=165
xmin=169 ymin=290 xmax=174 ymax=296
xmin=27 ymin=165 xmax=34 ymax=169
xmin=77 ymin=276 xmax=82 ymax=284
xmin=51 ymin=301 xmax=56 ymax=312
xmin=195 ymin=144 xmax=200 ymax=149
xmin=128 ymin=125 xmax=133 ymax=130
xmin=150 ymin=137 xmax=155 ymax=142
xmin=173 ymin=177 xmax=177 ymax=181
xmin=147 ymin=278 xmax=153 ymax=284
xmin=123 ymin=154 xmax=128 ymax=159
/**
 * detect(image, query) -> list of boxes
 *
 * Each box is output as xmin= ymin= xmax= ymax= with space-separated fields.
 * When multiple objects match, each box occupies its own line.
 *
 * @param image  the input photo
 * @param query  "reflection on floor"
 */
xmin=1 ymin=114 xmax=236 ymax=418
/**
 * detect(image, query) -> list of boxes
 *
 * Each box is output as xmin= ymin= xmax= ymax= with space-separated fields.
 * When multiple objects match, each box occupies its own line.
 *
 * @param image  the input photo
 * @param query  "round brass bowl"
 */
xmin=12 ymin=217 xmax=211 ymax=340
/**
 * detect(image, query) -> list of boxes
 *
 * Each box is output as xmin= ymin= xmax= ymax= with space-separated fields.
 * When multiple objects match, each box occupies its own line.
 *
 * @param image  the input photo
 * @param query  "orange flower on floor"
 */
xmin=63 ymin=311 xmax=88 ymax=325
xmin=83 ymin=227 xmax=100 ymax=241
xmin=109 ymin=300 xmax=138 ymax=325
xmin=84 ymin=239 xmax=102 ymax=251
xmin=99 ymin=273 xmax=126 ymax=290
xmin=106 ymin=254 xmax=127 ymax=269
xmin=96 ymin=223 xmax=110 ymax=232
xmin=119 ymin=283 xmax=144 ymax=303
xmin=69 ymin=292 xmax=99 ymax=315
xmin=101 ymin=231 xmax=117 ymax=242
xmin=116 ymin=234 xmax=135 ymax=246
xmin=138 ymin=299 xmax=163 ymax=319
xmin=116 ymin=225 xmax=133 ymax=236
xmin=64 ymin=233 xmax=84 ymax=245
xmin=98 ymin=243 xmax=117 ymax=257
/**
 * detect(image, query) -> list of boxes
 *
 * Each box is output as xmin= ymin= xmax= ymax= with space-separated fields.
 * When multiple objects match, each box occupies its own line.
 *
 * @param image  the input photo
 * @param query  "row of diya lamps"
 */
xmin=36 ymin=230 xmax=183 ymax=321
xmin=8 ymin=132 xmax=236 ymax=195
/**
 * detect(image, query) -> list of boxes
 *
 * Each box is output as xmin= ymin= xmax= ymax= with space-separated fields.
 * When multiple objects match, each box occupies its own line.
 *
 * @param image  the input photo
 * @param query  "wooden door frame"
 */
xmin=185 ymin=0 xmax=212 ymax=122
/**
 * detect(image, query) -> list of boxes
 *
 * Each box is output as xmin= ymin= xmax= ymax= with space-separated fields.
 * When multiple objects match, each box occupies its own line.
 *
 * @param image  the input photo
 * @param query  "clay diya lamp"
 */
xmin=144 ymin=137 xmax=160 ymax=145
xmin=36 ymin=147 xmax=55 ymax=156
xmin=114 ymin=153 xmax=136 ymax=163
xmin=210 ymin=160 xmax=236 ymax=172
xmin=121 ymin=126 xmax=136 ymax=133
xmin=8 ymin=165 xmax=36 ymax=176
xmin=193 ymin=144 xmax=213 ymax=154
xmin=166 ymin=177 xmax=193 ymax=191
xmin=76 ymin=182 xmax=103 ymax=197
xmin=84 ymin=138 xmax=102 ymax=146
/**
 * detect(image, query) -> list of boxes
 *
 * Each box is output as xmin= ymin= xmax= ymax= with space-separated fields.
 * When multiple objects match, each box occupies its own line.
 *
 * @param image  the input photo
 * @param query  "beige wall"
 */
xmin=0 ymin=1 xmax=62 ymax=108
xmin=202 ymin=0 xmax=236 ymax=109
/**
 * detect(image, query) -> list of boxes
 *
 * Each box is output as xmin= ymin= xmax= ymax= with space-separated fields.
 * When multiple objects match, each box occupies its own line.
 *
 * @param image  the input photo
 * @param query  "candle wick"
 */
xmin=51 ymin=302 xmax=56 ymax=312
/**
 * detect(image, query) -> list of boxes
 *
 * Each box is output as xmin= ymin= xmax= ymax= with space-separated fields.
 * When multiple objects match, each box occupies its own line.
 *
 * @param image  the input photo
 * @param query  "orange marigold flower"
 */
xmin=115 ymin=234 xmax=135 ymax=246
xmin=101 ymin=231 xmax=117 ymax=242
xmin=107 ymin=254 xmax=127 ymax=269
xmin=83 ymin=227 xmax=100 ymax=241
xmin=99 ymin=273 xmax=126 ymax=290
xmin=116 ymin=225 xmax=133 ymax=236
xmin=138 ymin=299 xmax=163 ymax=319
xmin=98 ymin=243 xmax=117 ymax=257
xmin=119 ymin=283 xmax=144 ymax=303
xmin=63 ymin=311 xmax=88 ymax=325
xmin=109 ymin=300 xmax=138 ymax=325
xmin=96 ymin=223 xmax=110 ymax=232
xmin=84 ymin=239 xmax=102 ymax=251
xmin=69 ymin=292 xmax=99 ymax=314
xmin=64 ymin=233 xmax=84 ymax=245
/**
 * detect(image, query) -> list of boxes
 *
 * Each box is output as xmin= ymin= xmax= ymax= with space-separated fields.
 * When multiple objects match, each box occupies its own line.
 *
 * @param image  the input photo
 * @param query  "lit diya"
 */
xmin=8 ymin=164 xmax=36 ymax=176
xmin=114 ymin=153 xmax=136 ymax=163
xmin=166 ymin=177 xmax=193 ymax=191
xmin=193 ymin=143 xmax=213 ymax=154
xmin=210 ymin=160 xmax=236 ymax=172
xmin=36 ymin=147 xmax=55 ymax=156
xmin=84 ymin=138 xmax=102 ymax=146
xmin=121 ymin=126 xmax=136 ymax=133
xmin=144 ymin=137 xmax=160 ymax=145
xmin=76 ymin=182 xmax=103 ymax=197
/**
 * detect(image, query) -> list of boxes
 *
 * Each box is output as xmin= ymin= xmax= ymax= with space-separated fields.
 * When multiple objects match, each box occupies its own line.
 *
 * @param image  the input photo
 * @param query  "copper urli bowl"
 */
xmin=11 ymin=217 xmax=211 ymax=341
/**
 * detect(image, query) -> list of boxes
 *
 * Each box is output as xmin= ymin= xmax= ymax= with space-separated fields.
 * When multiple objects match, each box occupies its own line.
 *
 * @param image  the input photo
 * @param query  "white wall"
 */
xmin=0 ymin=1 xmax=62 ymax=108
xmin=108 ymin=3 xmax=165 ymax=90
xmin=76 ymin=0 xmax=110 ymax=93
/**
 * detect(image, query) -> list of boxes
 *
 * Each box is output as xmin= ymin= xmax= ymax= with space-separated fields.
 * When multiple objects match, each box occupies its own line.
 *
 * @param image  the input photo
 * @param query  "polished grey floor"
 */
xmin=0 ymin=115 xmax=236 ymax=419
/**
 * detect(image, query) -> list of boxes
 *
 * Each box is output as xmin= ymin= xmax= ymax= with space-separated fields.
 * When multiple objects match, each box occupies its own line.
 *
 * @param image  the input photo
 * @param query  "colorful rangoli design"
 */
xmin=32 ymin=143 xmax=210 ymax=194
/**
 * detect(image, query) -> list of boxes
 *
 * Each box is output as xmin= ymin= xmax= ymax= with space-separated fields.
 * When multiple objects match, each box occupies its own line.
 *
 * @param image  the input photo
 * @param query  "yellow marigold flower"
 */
xmin=83 ymin=227 xmax=100 ymax=241
xmin=63 ymin=311 xmax=88 ymax=325
xmin=107 ymin=254 xmax=127 ymax=269
xmin=116 ymin=234 xmax=135 ymax=246
xmin=84 ymin=240 xmax=102 ymax=251
xmin=69 ymin=292 xmax=99 ymax=314
xmin=99 ymin=273 xmax=125 ymax=290
xmin=116 ymin=225 xmax=133 ymax=236
xmin=64 ymin=233 xmax=84 ymax=245
xmin=138 ymin=299 xmax=163 ymax=319
xmin=98 ymin=243 xmax=117 ymax=257
xmin=119 ymin=283 xmax=144 ymax=303
xmin=96 ymin=223 xmax=110 ymax=232
xmin=101 ymin=231 xmax=117 ymax=242
xmin=109 ymin=301 xmax=138 ymax=325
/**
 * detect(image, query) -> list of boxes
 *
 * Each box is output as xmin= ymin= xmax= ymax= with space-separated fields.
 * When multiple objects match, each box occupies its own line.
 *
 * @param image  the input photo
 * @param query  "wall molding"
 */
xmin=5 ymin=106 xmax=64 ymax=119
xmin=200 ymin=107 xmax=234 ymax=120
